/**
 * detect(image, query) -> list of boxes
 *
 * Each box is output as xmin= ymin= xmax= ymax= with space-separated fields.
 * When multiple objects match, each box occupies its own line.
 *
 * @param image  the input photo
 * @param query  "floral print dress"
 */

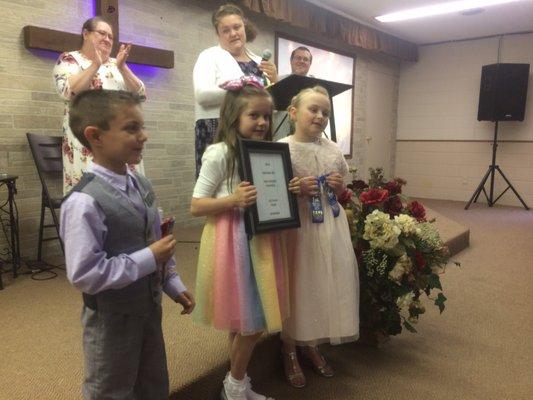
xmin=53 ymin=51 xmax=146 ymax=194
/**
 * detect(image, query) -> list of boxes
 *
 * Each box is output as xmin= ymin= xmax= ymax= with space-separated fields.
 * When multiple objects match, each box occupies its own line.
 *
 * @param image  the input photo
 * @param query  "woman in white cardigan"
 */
xmin=192 ymin=3 xmax=278 ymax=177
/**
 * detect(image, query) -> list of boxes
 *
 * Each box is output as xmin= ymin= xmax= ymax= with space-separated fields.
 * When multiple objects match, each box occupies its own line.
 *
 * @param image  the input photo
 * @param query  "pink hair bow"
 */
xmin=219 ymin=75 xmax=264 ymax=91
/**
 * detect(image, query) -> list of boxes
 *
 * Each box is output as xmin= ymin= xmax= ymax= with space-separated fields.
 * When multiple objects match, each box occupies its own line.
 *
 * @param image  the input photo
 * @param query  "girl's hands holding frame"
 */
xmin=190 ymin=182 xmax=257 ymax=216
xmin=232 ymin=181 xmax=257 ymax=208
xmin=288 ymin=177 xmax=301 ymax=195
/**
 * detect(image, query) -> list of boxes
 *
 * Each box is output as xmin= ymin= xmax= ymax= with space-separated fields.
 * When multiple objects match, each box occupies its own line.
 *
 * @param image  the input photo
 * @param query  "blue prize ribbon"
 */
xmin=319 ymin=174 xmax=340 ymax=218
xmin=310 ymin=176 xmax=324 ymax=223
xmin=310 ymin=194 xmax=324 ymax=223
xmin=325 ymin=185 xmax=340 ymax=217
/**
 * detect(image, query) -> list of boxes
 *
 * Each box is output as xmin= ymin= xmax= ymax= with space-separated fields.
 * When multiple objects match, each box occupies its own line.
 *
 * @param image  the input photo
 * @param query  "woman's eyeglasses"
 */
xmin=92 ymin=29 xmax=114 ymax=41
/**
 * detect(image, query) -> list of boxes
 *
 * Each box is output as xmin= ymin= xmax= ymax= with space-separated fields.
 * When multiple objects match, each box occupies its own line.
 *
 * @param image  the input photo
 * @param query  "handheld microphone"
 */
xmin=261 ymin=49 xmax=273 ymax=86
xmin=261 ymin=49 xmax=272 ymax=62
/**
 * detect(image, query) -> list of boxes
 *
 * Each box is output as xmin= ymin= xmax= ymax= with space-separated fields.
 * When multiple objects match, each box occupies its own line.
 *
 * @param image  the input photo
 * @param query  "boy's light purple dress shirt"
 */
xmin=60 ymin=163 xmax=186 ymax=300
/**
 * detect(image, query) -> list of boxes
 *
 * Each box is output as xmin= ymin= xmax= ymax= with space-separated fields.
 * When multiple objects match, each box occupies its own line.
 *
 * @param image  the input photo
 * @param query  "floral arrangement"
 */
xmin=340 ymin=168 xmax=457 ymax=337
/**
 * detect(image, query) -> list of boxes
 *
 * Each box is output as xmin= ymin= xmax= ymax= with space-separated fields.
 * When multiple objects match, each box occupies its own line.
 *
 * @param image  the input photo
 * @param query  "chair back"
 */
xmin=26 ymin=132 xmax=63 ymax=205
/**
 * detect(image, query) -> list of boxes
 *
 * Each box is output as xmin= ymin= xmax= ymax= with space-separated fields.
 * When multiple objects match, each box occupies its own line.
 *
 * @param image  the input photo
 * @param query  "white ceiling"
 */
xmin=309 ymin=0 xmax=533 ymax=44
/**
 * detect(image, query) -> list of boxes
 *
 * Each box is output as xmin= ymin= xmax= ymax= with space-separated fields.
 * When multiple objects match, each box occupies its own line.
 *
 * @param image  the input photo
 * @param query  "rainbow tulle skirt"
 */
xmin=193 ymin=209 xmax=289 ymax=334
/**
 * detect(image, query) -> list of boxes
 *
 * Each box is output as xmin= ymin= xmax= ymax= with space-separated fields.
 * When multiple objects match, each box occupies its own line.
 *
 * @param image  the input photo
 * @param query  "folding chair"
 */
xmin=26 ymin=132 xmax=64 ymax=261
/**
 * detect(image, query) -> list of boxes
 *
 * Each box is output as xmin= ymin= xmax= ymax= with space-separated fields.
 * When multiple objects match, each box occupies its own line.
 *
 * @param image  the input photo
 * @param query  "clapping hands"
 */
xmin=116 ymin=43 xmax=132 ymax=70
xmin=89 ymin=37 xmax=105 ymax=66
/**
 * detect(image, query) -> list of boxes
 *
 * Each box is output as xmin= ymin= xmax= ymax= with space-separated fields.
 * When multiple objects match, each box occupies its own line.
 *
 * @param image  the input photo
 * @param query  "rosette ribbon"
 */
xmin=310 ymin=174 xmax=341 ymax=223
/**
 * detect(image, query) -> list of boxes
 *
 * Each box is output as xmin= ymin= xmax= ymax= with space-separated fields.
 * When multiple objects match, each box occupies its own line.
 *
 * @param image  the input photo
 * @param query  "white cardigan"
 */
xmin=193 ymin=45 xmax=262 ymax=121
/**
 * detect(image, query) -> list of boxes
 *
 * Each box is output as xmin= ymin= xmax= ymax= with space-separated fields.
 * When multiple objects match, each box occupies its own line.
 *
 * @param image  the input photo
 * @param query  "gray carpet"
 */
xmin=0 ymin=199 xmax=531 ymax=399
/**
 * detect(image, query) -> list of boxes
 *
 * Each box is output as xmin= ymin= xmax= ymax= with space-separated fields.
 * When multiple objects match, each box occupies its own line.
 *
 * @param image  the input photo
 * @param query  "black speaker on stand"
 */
xmin=465 ymin=63 xmax=530 ymax=210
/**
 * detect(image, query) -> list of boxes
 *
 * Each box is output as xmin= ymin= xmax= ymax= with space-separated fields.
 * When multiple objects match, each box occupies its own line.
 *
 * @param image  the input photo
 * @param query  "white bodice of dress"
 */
xmin=278 ymin=136 xmax=348 ymax=178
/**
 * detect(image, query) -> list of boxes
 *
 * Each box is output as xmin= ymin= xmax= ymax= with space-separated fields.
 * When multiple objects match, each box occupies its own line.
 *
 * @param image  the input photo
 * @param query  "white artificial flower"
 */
xmin=396 ymin=292 xmax=414 ymax=310
xmin=363 ymin=210 xmax=401 ymax=250
xmin=388 ymin=254 xmax=413 ymax=284
xmin=394 ymin=214 xmax=420 ymax=235
xmin=388 ymin=264 xmax=404 ymax=283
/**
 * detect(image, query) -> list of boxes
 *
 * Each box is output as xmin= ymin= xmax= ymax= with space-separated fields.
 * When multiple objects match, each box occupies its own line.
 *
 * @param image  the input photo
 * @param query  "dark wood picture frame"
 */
xmin=238 ymin=138 xmax=300 ymax=235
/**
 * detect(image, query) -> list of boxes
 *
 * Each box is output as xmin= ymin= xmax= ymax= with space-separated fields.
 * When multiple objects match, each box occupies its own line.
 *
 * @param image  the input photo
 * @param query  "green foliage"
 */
xmin=428 ymin=273 xmax=442 ymax=290
xmin=403 ymin=320 xmax=417 ymax=333
xmin=368 ymin=167 xmax=386 ymax=188
xmin=345 ymin=168 xmax=458 ymax=337
xmin=435 ymin=293 xmax=447 ymax=313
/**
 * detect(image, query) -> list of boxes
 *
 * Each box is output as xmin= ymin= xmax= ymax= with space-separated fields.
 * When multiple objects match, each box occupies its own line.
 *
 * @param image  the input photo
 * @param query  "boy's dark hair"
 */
xmin=69 ymin=89 xmax=143 ymax=149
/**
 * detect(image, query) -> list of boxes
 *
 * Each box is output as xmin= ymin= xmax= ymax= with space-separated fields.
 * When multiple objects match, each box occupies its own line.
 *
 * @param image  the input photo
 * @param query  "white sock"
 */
xmin=228 ymin=373 xmax=245 ymax=386
xmin=244 ymin=374 xmax=273 ymax=400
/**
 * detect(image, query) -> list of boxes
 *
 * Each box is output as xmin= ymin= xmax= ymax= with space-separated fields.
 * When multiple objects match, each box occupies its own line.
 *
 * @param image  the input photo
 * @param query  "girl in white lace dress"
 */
xmin=278 ymin=86 xmax=359 ymax=388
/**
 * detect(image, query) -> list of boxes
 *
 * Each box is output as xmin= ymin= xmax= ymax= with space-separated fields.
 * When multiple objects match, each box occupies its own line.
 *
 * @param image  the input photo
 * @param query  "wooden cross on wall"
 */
xmin=23 ymin=0 xmax=173 ymax=68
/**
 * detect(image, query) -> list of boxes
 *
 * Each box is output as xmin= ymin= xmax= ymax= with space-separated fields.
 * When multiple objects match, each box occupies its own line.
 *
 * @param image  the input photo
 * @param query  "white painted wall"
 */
xmin=364 ymin=67 xmax=397 ymax=179
xmin=399 ymin=33 xmax=533 ymax=141
xmin=396 ymin=33 xmax=533 ymax=207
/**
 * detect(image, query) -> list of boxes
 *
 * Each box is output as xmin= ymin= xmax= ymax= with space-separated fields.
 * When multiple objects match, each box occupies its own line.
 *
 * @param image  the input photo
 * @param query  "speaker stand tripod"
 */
xmin=465 ymin=121 xmax=529 ymax=210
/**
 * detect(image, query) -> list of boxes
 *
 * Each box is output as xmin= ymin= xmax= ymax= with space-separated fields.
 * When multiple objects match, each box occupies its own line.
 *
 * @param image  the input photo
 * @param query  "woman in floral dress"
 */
xmin=53 ymin=16 xmax=146 ymax=194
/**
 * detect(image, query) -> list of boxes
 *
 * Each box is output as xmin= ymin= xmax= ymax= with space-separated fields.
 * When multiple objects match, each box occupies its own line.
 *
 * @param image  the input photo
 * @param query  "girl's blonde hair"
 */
xmin=215 ymin=85 xmax=274 ymax=189
xmin=212 ymin=3 xmax=257 ymax=42
xmin=287 ymin=85 xmax=330 ymax=134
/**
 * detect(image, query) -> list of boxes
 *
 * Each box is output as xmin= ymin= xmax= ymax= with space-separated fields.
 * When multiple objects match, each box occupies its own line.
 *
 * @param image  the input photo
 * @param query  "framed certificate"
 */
xmin=238 ymin=138 xmax=300 ymax=235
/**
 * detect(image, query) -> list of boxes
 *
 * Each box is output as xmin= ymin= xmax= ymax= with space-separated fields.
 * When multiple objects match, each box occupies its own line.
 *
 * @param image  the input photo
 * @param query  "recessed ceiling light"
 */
xmin=376 ymin=0 xmax=524 ymax=22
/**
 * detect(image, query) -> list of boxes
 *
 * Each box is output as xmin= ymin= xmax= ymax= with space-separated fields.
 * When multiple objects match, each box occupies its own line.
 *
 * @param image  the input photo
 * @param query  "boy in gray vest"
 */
xmin=60 ymin=89 xmax=195 ymax=400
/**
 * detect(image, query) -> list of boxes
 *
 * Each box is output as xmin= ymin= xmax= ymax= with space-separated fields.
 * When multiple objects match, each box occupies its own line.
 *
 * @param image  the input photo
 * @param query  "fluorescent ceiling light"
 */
xmin=376 ymin=0 xmax=525 ymax=22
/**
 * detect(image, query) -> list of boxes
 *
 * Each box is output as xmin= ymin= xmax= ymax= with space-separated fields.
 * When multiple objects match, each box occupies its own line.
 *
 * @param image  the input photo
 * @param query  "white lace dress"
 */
xmin=278 ymin=136 xmax=359 ymax=345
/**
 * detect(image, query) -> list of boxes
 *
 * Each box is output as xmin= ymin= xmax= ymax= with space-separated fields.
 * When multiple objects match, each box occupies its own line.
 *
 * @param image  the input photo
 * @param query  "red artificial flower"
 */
xmin=413 ymin=251 xmax=427 ymax=270
xmin=385 ymin=180 xmax=403 ymax=195
xmin=407 ymin=201 xmax=426 ymax=222
xmin=395 ymin=177 xmax=407 ymax=186
xmin=359 ymin=188 xmax=389 ymax=206
xmin=349 ymin=179 xmax=368 ymax=192
xmin=337 ymin=188 xmax=354 ymax=207
xmin=384 ymin=196 xmax=403 ymax=216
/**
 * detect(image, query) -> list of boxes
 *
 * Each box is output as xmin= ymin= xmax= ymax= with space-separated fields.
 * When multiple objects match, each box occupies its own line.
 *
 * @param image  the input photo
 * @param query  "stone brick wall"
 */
xmin=0 ymin=0 xmax=399 ymax=259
